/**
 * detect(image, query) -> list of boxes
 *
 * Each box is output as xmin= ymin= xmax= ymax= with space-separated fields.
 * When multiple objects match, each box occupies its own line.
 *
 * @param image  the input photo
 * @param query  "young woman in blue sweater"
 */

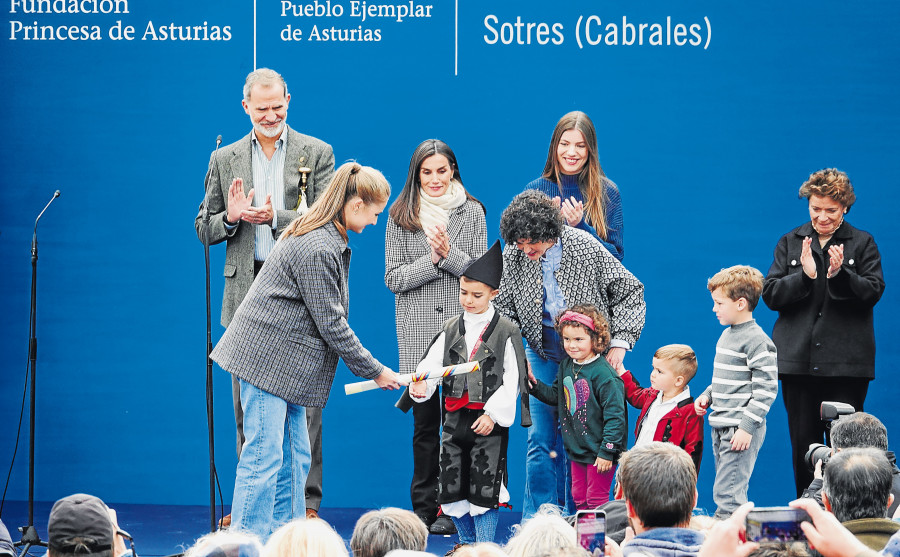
xmin=525 ymin=111 xmax=624 ymax=260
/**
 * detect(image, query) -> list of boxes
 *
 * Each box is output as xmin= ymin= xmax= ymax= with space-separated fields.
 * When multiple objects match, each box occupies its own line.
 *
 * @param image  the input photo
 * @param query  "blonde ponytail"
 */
xmin=283 ymin=162 xmax=391 ymax=240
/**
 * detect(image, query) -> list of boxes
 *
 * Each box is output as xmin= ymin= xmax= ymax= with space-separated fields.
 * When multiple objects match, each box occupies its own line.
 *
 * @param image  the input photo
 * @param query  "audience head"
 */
xmin=618 ymin=442 xmax=697 ymax=532
xmin=450 ymin=543 xmax=509 ymax=557
xmin=350 ymin=507 xmax=428 ymax=557
xmin=533 ymin=549 xmax=588 ymax=557
xmin=823 ymin=447 xmax=894 ymax=522
xmin=707 ymin=265 xmax=764 ymax=312
xmin=0 ymin=519 xmax=15 ymax=557
xmin=830 ymin=412 xmax=889 ymax=451
xmin=504 ymin=505 xmax=578 ymax=557
xmin=47 ymin=494 xmax=115 ymax=557
xmin=746 ymin=543 xmax=810 ymax=557
xmin=688 ymin=514 xmax=719 ymax=534
xmin=263 ymin=518 xmax=348 ymax=557
xmin=185 ymin=531 xmax=263 ymax=557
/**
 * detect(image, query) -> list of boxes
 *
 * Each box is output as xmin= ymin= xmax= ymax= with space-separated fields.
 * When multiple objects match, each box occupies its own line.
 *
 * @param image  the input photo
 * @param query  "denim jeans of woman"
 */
xmin=232 ymin=379 xmax=311 ymax=540
xmin=523 ymin=345 xmax=576 ymax=519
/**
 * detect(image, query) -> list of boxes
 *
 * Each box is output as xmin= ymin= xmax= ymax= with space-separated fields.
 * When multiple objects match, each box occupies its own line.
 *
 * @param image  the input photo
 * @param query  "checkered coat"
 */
xmin=495 ymin=227 xmax=646 ymax=359
xmin=385 ymin=200 xmax=488 ymax=375
xmin=211 ymin=222 xmax=383 ymax=407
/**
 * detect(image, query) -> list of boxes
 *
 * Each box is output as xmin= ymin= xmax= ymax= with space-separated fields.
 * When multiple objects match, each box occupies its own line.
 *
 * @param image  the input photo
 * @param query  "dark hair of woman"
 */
xmin=388 ymin=139 xmax=482 ymax=232
xmin=499 ymin=190 xmax=564 ymax=245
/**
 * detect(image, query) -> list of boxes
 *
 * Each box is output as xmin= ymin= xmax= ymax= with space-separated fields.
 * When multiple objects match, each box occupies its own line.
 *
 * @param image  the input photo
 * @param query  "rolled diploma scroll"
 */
xmin=344 ymin=360 xmax=480 ymax=395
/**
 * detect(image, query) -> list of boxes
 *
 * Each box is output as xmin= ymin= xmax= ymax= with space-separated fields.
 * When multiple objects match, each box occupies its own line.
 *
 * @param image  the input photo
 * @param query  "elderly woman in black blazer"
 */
xmin=212 ymin=162 xmax=401 ymax=540
xmin=762 ymin=168 xmax=885 ymax=496
xmin=494 ymin=190 xmax=646 ymax=518
xmin=385 ymin=139 xmax=487 ymax=534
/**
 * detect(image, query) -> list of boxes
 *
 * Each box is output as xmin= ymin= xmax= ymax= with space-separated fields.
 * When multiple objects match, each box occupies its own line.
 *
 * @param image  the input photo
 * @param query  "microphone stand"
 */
xmin=16 ymin=190 xmax=60 ymax=557
xmin=202 ymin=136 xmax=222 ymax=533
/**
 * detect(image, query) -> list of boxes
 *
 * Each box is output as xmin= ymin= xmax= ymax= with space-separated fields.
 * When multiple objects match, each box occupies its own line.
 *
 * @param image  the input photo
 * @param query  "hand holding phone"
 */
xmin=745 ymin=507 xmax=810 ymax=544
xmin=575 ymin=510 xmax=606 ymax=554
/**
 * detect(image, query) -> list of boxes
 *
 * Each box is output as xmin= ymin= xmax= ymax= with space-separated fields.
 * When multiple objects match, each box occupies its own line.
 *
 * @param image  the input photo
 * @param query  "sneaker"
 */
xmin=430 ymin=515 xmax=457 ymax=535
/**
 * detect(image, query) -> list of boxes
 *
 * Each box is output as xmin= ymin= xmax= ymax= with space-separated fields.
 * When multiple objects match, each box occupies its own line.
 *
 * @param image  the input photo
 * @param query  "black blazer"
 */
xmin=762 ymin=221 xmax=884 ymax=379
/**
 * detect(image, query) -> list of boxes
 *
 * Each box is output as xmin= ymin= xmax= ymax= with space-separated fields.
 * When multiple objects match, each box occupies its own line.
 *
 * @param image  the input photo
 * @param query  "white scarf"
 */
xmin=418 ymin=179 xmax=467 ymax=231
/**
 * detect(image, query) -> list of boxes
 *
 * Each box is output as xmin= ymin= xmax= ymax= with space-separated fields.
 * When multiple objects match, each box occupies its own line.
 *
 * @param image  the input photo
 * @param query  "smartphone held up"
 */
xmin=576 ymin=510 xmax=606 ymax=555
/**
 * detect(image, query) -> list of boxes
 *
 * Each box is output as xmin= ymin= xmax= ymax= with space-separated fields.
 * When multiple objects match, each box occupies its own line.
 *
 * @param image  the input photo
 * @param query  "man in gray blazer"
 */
xmin=195 ymin=67 xmax=334 ymax=521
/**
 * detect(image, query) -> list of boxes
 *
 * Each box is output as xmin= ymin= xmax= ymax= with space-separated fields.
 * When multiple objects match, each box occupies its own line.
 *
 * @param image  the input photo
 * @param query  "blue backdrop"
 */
xmin=1 ymin=0 xmax=897 ymax=512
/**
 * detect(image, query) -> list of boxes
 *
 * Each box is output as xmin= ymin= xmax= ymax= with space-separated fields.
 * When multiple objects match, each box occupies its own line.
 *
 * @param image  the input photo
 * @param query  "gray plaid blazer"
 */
xmin=384 ymin=200 xmax=487 ymax=375
xmin=495 ymin=226 xmax=646 ymax=359
xmin=195 ymin=125 xmax=335 ymax=326
xmin=211 ymin=222 xmax=383 ymax=407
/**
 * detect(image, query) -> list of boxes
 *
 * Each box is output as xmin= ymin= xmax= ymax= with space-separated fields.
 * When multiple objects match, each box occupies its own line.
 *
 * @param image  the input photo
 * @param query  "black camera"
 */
xmin=804 ymin=401 xmax=856 ymax=472
xmin=805 ymin=443 xmax=832 ymax=471
xmin=820 ymin=401 xmax=856 ymax=422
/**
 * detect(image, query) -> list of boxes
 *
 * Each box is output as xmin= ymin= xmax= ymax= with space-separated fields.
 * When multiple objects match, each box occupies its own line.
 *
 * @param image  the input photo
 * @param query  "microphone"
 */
xmin=202 ymin=135 xmax=223 ymax=199
xmin=203 ymin=135 xmax=223 ymax=195
xmin=33 ymin=190 xmax=60 ymax=234
xmin=32 ymin=190 xmax=60 ymax=256
xmin=201 ymin=134 xmax=224 ymax=238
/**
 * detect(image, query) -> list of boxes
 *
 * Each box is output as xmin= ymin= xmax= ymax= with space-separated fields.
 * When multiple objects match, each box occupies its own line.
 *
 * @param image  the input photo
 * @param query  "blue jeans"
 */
xmin=523 ymin=346 xmax=575 ymax=519
xmin=231 ymin=379 xmax=311 ymax=540
xmin=711 ymin=421 xmax=766 ymax=519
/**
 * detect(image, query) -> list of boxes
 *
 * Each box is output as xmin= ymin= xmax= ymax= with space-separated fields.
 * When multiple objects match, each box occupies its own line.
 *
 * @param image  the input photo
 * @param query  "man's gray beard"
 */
xmin=254 ymin=118 xmax=286 ymax=138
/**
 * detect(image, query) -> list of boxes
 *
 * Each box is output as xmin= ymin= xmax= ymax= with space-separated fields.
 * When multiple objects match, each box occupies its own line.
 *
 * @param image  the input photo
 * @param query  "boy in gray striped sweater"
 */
xmin=694 ymin=265 xmax=778 ymax=519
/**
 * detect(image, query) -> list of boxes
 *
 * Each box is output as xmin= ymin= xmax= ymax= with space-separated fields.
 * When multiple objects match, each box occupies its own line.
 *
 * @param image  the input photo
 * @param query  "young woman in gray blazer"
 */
xmin=212 ymin=162 xmax=402 ymax=540
xmin=385 ymin=139 xmax=487 ymax=534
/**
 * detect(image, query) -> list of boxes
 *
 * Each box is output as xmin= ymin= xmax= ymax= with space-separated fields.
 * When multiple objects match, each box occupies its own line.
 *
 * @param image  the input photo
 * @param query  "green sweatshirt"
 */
xmin=530 ymin=355 xmax=627 ymax=463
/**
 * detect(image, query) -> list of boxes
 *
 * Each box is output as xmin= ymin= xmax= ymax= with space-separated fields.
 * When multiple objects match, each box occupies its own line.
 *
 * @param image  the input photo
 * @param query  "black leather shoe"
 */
xmin=429 ymin=515 xmax=457 ymax=535
xmin=416 ymin=513 xmax=435 ymax=529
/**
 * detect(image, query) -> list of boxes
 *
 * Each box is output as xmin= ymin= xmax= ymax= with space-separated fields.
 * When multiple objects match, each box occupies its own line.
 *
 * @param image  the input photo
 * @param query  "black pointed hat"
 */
xmin=462 ymin=240 xmax=503 ymax=289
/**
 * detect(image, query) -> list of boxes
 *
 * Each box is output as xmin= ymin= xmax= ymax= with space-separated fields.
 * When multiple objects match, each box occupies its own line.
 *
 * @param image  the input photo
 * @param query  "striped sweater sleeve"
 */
xmin=703 ymin=321 xmax=778 ymax=434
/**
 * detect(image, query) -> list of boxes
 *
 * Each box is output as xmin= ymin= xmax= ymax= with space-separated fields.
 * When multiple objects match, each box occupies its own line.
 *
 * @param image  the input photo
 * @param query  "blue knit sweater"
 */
xmin=526 ymin=174 xmax=625 ymax=260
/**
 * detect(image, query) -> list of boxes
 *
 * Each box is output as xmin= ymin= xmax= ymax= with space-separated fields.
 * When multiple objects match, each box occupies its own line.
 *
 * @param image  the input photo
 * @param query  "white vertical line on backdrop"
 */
xmin=454 ymin=0 xmax=458 ymax=76
xmin=254 ymin=0 xmax=258 ymax=69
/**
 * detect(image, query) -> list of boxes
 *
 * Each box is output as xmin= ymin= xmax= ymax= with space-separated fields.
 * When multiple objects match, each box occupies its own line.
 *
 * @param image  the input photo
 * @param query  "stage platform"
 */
xmin=1 ymin=501 xmax=524 ymax=556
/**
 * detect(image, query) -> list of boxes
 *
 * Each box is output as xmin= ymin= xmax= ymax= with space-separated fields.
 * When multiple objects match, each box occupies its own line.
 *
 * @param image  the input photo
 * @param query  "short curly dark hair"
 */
xmin=499 ymin=190 xmax=563 ymax=244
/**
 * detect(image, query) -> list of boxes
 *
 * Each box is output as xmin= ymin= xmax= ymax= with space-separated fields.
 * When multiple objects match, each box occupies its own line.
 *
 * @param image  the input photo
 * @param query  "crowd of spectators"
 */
xmin=8 ymin=412 xmax=900 ymax=557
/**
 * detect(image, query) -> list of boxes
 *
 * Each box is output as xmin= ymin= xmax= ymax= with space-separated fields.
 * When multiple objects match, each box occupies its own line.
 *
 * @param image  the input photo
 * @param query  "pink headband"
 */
xmin=559 ymin=311 xmax=596 ymax=332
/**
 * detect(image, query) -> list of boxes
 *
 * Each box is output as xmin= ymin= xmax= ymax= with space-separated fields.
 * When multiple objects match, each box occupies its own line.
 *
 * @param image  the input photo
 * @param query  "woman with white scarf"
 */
xmin=386 ymin=139 xmax=487 ymax=535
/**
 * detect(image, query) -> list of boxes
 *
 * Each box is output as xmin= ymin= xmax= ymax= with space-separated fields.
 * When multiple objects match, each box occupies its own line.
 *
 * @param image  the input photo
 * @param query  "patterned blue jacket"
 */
xmin=495 ymin=227 xmax=645 ymax=360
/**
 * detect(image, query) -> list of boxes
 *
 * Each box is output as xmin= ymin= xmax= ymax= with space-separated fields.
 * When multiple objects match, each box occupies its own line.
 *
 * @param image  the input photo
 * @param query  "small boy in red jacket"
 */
xmin=617 ymin=344 xmax=703 ymax=472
